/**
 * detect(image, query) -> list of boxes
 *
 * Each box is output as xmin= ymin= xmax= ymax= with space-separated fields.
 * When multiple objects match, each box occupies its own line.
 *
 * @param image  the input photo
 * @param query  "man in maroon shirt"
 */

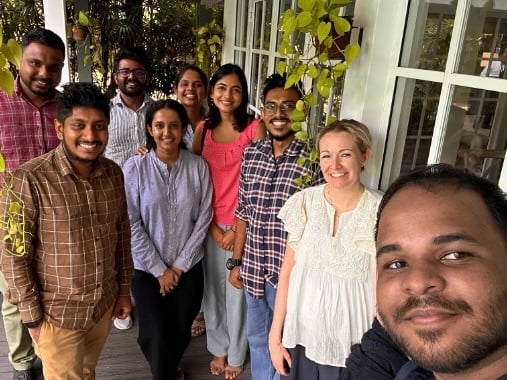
xmin=0 ymin=27 xmax=65 ymax=380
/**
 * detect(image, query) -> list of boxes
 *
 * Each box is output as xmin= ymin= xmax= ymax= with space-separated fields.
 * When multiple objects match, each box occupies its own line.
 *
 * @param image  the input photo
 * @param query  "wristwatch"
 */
xmin=226 ymin=258 xmax=242 ymax=270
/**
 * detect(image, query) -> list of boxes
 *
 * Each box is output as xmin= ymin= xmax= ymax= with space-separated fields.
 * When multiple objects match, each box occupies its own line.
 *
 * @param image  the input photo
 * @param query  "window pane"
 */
xmin=388 ymin=78 xmax=442 ymax=176
xmin=441 ymin=86 xmax=506 ymax=183
xmin=400 ymin=0 xmax=457 ymax=71
xmin=457 ymin=2 xmax=507 ymax=78
xmin=234 ymin=1 xmax=248 ymax=48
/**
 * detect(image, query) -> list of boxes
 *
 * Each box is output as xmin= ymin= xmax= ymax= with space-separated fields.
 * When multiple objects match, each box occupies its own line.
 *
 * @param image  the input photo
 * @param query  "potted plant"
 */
xmin=71 ymin=10 xmax=95 ymax=42
xmin=276 ymin=0 xmax=361 ymax=183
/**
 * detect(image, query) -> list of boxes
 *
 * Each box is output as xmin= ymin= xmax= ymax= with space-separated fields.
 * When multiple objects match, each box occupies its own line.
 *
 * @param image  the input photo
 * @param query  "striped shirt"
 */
xmin=0 ymin=144 xmax=133 ymax=330
xmin=0 ymin=77 xmax=60 ymax=172
xmin=104 ymin=92 xmax=153 ymax=167
xmin=235 ymin=137 xmax=322 ymax=298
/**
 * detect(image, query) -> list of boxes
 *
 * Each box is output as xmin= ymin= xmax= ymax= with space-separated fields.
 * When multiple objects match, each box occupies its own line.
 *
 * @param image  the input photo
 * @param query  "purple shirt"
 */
xmin=0 ymin=77 xmax=60 ymax=172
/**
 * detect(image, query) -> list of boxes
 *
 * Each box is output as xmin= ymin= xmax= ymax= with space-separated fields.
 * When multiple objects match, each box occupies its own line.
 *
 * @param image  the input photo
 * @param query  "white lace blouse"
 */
xmin=278 ymin=184 xmax=382 ymax=367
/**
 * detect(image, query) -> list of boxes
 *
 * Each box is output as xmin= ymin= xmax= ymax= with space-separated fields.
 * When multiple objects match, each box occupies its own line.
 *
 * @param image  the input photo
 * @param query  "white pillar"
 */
xmin=42 ymin=0 xmax=70 ymax=86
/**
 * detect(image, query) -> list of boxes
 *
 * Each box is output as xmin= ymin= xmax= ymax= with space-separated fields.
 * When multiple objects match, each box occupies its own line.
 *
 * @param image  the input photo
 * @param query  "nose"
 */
xmin=401 ymin=261 xmax=446 ymax=296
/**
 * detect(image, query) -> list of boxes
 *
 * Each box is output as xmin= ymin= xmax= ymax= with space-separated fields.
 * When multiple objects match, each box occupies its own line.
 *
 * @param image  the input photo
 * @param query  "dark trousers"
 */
xmin=132 ymin=263 xmax=203 ymax=380
xmin=282 ymin=345 xmax=343 ymax=380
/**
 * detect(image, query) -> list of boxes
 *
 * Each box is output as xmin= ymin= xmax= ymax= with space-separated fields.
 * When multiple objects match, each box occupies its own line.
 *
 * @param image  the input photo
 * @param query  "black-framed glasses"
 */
xmin=263 ymin=101 xmax=296 ymax=114
xmin=116 ymin=68 xmax=148 ymax=79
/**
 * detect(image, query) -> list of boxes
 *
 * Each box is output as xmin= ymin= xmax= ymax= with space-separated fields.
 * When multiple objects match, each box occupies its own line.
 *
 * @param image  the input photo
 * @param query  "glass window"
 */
xmin=457 ymin=3 xmax=507 ymax=78
xmin=253 ymin=1 xmax=272 ymax=50
xmin=235 ymin=1 xmax=248 ymax=48
xmin=400 ymin=1 xmax=457 ymax=71
xmin=441 ymin=86 xmax=506 ymax=182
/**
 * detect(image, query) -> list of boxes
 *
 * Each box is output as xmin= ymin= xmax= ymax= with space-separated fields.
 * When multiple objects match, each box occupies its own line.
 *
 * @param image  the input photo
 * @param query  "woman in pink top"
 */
xmin=194 ymin=64 xmax=266 ymax=379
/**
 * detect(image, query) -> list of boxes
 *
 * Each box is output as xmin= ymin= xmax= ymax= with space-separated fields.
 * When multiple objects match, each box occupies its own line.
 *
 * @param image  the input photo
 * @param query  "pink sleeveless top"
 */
xmin=199 ymin=118 xmax=261 ymax=225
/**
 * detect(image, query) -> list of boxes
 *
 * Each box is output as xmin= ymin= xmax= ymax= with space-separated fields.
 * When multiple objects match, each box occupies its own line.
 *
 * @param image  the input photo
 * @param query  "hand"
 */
xmin=209 ymin=224 xmax=225 ymax=245
xmin=136 ymin=146 xmax=148 ymax=155
xmin=158 ymin=268 xmax=180 ymax=295
xmin=28 ymin=324 xmax=42 ymax=344
xmin=269 ymin=338 xmax=291 ymax=376
xmin=219 ymin=229 xmax=235 ymax=251
xmin=228 ymin=266 xmax=243 ymax=289
xmin=112 ymin=295 xmax=132 ymax=320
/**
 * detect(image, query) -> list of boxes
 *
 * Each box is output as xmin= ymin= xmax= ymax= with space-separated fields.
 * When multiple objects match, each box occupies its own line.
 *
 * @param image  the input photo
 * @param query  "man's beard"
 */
xmin=379 ymin=292 xmax=507 ymax=374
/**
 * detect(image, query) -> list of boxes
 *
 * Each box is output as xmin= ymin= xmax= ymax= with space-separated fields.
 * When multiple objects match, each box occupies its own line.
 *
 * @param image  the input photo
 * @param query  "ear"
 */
xmin=362 ymin=148 xmax=371 ymax=167
xmin=54 ymin=119 xmax=64 ymax=141
xmin=147 ymin=125 xmax=154 ymax=137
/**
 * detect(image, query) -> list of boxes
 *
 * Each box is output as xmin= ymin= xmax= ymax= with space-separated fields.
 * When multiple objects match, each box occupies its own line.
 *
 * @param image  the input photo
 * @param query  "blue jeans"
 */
xmin=245 ymin=283 xmax=280 ymax=380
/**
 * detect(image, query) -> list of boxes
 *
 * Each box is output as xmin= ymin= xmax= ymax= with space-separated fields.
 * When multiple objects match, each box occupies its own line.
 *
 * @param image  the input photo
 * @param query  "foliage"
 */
xmin=0 ymin=154 xmax=26 ymax=256
xmin=0 ymin=24 xmax=21 ymax=95
xmin=277 ymin=0 xmax=361 ymax=180
xmin=193 ymin=19 xmax=224 ymax=79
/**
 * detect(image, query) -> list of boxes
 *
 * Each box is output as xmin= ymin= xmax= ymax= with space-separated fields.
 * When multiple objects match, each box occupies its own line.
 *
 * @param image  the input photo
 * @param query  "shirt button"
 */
xmin=97 ymin=262 xmax=101 ymax=266
xmin=96 ymin=284 xmax=100 ymax=288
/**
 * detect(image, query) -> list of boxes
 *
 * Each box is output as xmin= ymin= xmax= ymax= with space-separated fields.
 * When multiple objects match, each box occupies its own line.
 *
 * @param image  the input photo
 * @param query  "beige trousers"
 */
xmin=33 ymin=306 xmax=113 ymax=380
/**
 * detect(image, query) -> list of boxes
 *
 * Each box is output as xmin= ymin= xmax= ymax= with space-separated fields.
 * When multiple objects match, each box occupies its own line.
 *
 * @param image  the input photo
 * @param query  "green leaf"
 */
xmin=15 ymin=244 xmax=25 ymax=255
xmin=307 ymin=63 xmax=318 ymax=78
xmin=286 ymin=72 xmax=301 ymax=89
xmin=292 ymin=122 xmax=302 ymax=132
xmin=296 ymin=157 xmax=308 ymax=168
xmin=0 ymin=152 xmax=5 ymax=173
xmin=318 ymin=52 xmax=328 ymax=63
xmin=326 ymin=115 xmax=338 ymax=124
xmin=330 ymin=15 xmax=351 ymax=35
xmin=78 ymin=11 xmax=90 ymax=27
xmin=280 ymin=9 xmax=295 ymax=25
xmin=294 ymin=177 xmax=304 ymax=186
xmin=291 ymin=109 xmax=307 ymax=122
xmin=0 ymin=53 xmax=6 ymax=68
xmin=330 ymin=0 xmax=351 ymax=5
xmin=296 ymin=100 xmax=305 ymax=111
xmin=296 ymin=11 xmax=313 ymax=28
xmin=7 ymin=39 xmax=22 ymax=68
xmin=317 ymin=21 xmax=331 ymax=43
xmin=276 ymin=61 xmax=287 ymax=75
xmin=298 ymin=0 xmax=316 ymax=11
xmin=310 ymin=148 xmax=318 ymax=161
xmin=344 ymin=43 xmax=361 ymax=63
xmin=0 ymin=69 xmax=15 ymax=95
xmin=295 ymin=130 xmax=309 ymax=141
xmin=306 ymin=93 xmax=317 ymax=107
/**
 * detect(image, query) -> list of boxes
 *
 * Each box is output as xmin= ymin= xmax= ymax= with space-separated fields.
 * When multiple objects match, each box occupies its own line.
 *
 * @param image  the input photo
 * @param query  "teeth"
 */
xmin=185 ymin=94 xmax=196 ymax=99
xmin=272 ymin=121 xmax=287 ymax=127
xmin=330 ymin=173 xmax=345 ymax=177
xmin=79 ymin=143 xmax=97 ymax=149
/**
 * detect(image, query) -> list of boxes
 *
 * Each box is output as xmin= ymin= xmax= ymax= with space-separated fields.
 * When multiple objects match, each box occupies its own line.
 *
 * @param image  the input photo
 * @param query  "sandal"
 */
xmin=176 ymin=367 xmax=184 ymax=380
xmin=224 ymin=364 xmax=243 ymax=379
xmin=210 ymin=356 xmax=226 ymax=376
xmin=191 ymin=312 xmax=206 ymax=337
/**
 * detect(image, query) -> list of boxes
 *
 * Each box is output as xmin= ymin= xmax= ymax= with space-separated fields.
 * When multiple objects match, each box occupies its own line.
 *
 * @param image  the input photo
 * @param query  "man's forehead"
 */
xmin=264 ymin=87 xmax=300 ymax=102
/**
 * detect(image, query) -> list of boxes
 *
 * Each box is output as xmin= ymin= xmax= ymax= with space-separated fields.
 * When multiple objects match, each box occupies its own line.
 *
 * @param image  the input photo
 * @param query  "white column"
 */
xmin=42 ymin=0 xmax=70 ymax=86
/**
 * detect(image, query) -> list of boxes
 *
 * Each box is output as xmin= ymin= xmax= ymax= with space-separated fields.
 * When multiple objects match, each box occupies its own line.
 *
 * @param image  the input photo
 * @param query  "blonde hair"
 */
xmin=316 ymin=119 xmax=372 ymax=154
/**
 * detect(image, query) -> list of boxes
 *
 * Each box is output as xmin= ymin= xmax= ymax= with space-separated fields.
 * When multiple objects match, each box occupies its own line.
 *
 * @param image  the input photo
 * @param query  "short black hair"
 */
xmin=376 ymin=164 xmax=507 ymax=241
xmin=261 ymin=73 xmax=303 ymax=102
xmin=56 ymin=82 xmax=110 ymax=123
xmin=112 ymin=46 xmax=151 ymax=73
xmin=145 ymin=99 xmax=189 ymax=151
xmin=21 ymin=28 xmax=65 ymax=58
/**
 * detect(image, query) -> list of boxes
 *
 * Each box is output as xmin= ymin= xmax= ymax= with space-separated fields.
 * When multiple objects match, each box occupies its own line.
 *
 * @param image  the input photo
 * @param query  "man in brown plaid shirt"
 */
xmin=0 ymin=82 xmax=133 ymax=379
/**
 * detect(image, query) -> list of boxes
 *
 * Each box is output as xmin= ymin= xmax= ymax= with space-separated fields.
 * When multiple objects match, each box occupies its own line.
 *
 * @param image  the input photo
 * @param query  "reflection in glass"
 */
xmin=458 ymin=2 xmax=507 ymax=78
xmin=441 ymin=86 xmax=506 ymax=182
xmin=249 ymin=53 xmax=269 ymax=108
xmin=392 ymin=78 xmax=442 ymax=175
xmin=253 ymin=1 xmax=272 ymax=51
xmin=400 ymin=0 xmax=456 ymax=71
xmin=234 ymin=2 xmax=248 ymax=48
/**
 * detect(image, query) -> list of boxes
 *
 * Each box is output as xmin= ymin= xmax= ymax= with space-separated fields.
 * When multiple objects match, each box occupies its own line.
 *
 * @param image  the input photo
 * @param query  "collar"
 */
xmin=256 ymin=136 xmax=308 ymax=158
xmin=111 ymin=91 xmax=153 ymax=109
xmin=54 ymin=143 xmax=105 ymax=180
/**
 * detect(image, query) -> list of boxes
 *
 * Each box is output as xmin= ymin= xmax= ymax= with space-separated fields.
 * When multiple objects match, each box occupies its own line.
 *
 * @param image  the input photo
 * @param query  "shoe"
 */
xmin=12 ymin=369 xmax=32 ymax=380
xmin=113 ymin=314 xmax=133 ymax=330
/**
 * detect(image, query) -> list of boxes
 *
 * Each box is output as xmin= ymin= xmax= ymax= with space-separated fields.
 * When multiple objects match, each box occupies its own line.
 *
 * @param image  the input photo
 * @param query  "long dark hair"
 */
xmin=145 ymin=99 xmax=189 ymax=151
xmin=206 ymin=63 xmax=251 ymax=132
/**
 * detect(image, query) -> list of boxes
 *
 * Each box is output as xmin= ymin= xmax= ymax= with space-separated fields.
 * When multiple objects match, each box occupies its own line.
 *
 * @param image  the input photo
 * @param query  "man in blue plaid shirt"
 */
xmin=229 ymin=74 xmax=321 ymax=380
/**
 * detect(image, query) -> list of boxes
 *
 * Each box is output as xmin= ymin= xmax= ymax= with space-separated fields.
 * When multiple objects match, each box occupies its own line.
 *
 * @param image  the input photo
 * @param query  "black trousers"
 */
xmin=131 ymin=263 xmax=203 ymax=380
xmin=282 ymin=345 xmax=343 ymax=380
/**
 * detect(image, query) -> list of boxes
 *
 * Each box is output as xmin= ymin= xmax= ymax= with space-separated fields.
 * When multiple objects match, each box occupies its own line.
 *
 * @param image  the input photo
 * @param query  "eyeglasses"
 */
xmin=263 ymin=101 xmax=296 ymax=114
xmin=116 ymin=68 xmax=148 ymax=79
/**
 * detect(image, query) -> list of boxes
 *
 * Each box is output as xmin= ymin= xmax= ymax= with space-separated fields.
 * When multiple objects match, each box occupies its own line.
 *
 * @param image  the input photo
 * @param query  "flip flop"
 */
xmin=210 ymin=356 xmax=226 ymax=376
xmin=225 ymin=364 xmax=243 ymax=379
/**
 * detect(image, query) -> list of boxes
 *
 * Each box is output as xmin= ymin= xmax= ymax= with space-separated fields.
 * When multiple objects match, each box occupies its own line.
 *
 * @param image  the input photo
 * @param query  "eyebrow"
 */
xmin=376 ymin=232 xmax=478 ymax=258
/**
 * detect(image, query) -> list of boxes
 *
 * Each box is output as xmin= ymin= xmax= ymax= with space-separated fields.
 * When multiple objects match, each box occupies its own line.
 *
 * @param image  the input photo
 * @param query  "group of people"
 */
xmin=0 ymin=27 xmax=505 ymax=380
